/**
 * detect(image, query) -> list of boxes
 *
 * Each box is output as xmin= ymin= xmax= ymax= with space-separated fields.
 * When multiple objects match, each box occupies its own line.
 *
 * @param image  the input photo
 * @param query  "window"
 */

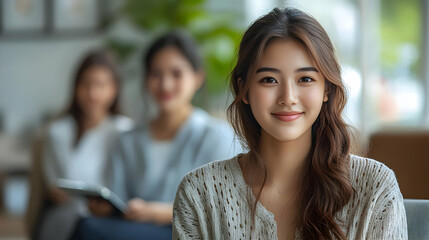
xmin=284 ymin=0 xmax=427 ymax=136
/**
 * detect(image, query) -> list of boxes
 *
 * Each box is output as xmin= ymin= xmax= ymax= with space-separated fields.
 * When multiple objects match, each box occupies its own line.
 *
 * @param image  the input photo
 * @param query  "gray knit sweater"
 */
xmin=173 ymin=155 xmax=407 ymax=239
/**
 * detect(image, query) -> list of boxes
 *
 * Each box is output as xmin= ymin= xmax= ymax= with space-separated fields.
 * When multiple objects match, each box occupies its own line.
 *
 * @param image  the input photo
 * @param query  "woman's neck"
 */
xmin=256 ymin=128 xmax=312 ymax=194
xmin=81 ymin=111 xmax=108 ymax=132
xmin=150 ymin=104 xmax=193 ymax=140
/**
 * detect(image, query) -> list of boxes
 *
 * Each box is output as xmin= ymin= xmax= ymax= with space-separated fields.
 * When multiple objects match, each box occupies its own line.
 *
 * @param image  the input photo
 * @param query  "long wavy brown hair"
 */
xmin=227 ymin=8 xmax=353 ymax=239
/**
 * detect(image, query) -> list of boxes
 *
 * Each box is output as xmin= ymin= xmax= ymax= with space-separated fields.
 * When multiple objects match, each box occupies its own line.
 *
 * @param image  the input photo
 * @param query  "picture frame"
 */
xmin=0 ymin=0 xmax=104 ymax=38
xmin=51 ymin=0 xmax=102 ymax=34
xmin=0 ymin=0 xmax=46 ymax=36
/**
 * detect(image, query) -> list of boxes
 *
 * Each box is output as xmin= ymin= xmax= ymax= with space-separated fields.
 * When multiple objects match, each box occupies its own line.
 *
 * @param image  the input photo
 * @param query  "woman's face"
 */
xmin=146 ymin=46 xmax=203 ymax=113
xmin=246 ymin=39 xmax=328 ymax=142
xmin=76 ymin=66 xmax=117 ymax=118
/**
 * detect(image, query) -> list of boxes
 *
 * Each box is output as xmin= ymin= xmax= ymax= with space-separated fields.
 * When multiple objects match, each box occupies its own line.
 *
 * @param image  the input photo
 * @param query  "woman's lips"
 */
xmin=158 ymin=93 xmax=174 ymax=101
xmin=272 ymin=112 xmax=303 ymax=122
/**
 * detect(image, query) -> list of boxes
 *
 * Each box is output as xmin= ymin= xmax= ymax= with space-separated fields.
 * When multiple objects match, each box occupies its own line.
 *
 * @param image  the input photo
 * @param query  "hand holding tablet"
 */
xmin=56 ymin=178 xmax=126 ymax=215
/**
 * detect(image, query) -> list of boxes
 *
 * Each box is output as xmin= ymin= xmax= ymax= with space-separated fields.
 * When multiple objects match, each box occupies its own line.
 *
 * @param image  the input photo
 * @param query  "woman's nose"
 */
xmin=160 ymin=76 xmax=174 ymax=91
xmin=277 ymin=81 xmax=298 ymax=106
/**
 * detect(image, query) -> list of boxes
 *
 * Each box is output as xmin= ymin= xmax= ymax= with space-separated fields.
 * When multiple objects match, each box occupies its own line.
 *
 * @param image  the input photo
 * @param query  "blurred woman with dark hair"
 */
xmin=38 ymin=50 xmax=133 ymax=240
xmin=71 ymin=30 xmax=242 ymax=240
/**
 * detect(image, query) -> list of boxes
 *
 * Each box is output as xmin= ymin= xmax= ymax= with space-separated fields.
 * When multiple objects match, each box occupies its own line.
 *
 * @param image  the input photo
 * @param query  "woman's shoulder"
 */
xmin=192 ymin=108 xmax=232 ymax=130
xmin=343 ymin=157 xmax=407 ymax=239
xmin=349 ymin=154 xmax=398 ymax=188
xmin=192 ymin=108 xmax=241 ymax=149
xmin=177 ymin=157 xmax=238 ymax=193
xmin=110 ymin=115 xmax=135 ymax=132
xmin=45 ymin=115 xmax=74 ymax=137
xmin=348 ymin=154 xmax=402 ymax=208
xmin=115 ymin=124 xmax=147 ymax=145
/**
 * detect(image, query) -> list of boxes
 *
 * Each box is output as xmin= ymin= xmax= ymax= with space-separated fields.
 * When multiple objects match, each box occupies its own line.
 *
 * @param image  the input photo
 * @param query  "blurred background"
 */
xmin=0 ymin=0 xmax=428 ymax=239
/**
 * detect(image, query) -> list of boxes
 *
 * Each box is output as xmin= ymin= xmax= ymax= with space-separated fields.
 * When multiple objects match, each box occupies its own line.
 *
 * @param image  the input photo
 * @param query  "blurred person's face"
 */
xmin=76 ymin=66 xmax=117 ymax=118
xmin=146 ymin=46 xmax=203 ymax=113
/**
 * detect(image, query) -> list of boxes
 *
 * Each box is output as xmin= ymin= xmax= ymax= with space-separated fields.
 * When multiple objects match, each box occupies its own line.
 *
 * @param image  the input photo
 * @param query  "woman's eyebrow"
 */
xmin=295 ymin=67 xmax=319 ymax=73
xmin=256 ymin=66 xmax=319 ymax=73
xmin=256 ymin=67 xmax=281 ymax=73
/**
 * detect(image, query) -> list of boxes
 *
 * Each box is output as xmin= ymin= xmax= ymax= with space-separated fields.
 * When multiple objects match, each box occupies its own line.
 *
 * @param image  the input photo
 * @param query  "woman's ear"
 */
xmin=238 ymin=78 xmax=249 ymax=104
xmin=323 ymin=91 xmax=329 ymax=102
xmin=242 ymin=94 xmax=249 ymax=104
xmin=323 ymin=82 xmax=330 ymax=102
xmin=194 ymin=70 xmax=205 ymax=90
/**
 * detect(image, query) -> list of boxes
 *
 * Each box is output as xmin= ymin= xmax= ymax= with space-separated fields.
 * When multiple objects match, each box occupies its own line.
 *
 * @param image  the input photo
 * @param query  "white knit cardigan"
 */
xmin=173 ymin=155 xmax=408 ymax=239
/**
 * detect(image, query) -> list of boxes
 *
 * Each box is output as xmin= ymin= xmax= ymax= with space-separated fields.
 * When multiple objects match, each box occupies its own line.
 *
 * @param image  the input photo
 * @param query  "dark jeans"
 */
xmin=70 ymin=217 xmax=172 ymax=240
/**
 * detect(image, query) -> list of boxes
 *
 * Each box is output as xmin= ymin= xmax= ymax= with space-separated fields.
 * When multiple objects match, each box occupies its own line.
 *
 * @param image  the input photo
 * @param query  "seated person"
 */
xmin=38 ymin=50 xmax=133 ymax=240
xmin=173 ymin=8 xmax=407 ymax=240
xmin=71 ymin=30 xmax=243 ymax=240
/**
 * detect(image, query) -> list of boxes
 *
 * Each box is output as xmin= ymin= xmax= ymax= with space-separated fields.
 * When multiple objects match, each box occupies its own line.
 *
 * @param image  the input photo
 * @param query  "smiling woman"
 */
xmin=173 ymin=7 xmax=408 ymax=240
xmin=246 ymin=39 xmax=328 ymax=143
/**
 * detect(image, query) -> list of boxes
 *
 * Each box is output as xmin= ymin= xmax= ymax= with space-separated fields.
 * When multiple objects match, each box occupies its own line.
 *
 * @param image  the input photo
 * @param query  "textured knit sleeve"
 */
xmin=366 ymin=168 xmax=408 ymax=239
xmin=173 ymin=173 xmax=208 ymax=240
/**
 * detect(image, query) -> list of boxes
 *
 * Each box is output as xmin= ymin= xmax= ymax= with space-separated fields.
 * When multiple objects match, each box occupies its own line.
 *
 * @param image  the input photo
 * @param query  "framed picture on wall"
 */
xmin=0 ymin=0 xmax=46 ymax=35
xmin=52 ymin=0 xmax=101 ymax=34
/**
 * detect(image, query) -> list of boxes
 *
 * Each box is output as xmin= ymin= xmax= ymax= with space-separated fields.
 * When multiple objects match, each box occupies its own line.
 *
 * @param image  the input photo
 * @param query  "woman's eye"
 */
xmin=298 ymin=77 xmax=313 ymax=83
xmin=260 ymin=77 xmax=277 ymax=84
xmin=173 ymin=70 xmax=182 ymax=79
